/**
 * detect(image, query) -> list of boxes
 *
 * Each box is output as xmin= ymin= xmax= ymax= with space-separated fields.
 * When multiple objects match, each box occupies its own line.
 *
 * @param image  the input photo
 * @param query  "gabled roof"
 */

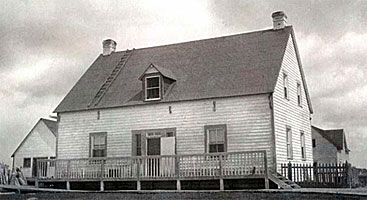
xmin=312 ymin=126 xmax=349 ymax=152
xmin=138 ymin=63 xmax=176 ymax=81
xmin=11 ymin=118 xmax=57 ymax=157
xmin=54 ymin=26 xmax=312 ymax=113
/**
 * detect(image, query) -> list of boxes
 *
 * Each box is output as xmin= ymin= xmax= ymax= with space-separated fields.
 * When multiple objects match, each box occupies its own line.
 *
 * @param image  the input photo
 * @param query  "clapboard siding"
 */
xmin=13 ymin=120 xmax=56 ymax=177
xmin=57 ymin=94 xmax=274 ymax=168
xmin=273 ymin=35 xmax=313 ymax=172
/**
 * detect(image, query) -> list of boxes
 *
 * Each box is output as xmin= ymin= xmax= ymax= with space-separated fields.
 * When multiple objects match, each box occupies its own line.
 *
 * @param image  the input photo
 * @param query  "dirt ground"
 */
xmin=1 ymin=189 xmax=367 ymax=200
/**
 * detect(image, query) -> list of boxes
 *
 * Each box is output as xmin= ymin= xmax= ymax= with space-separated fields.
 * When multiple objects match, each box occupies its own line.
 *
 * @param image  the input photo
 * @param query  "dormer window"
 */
xmin=145 ymin=76 xmax=161 ymax=100
xmin=139 ymin=63 xmax=176 ymax=102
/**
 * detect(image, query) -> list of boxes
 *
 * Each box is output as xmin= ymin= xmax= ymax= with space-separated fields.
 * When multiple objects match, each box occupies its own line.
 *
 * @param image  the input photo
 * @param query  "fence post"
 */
xmin=313 ymin=162 xmax=318 ymax=185
xmin=287 ymin=162 xmax=292 ymax=181
xmin=345 ymin=161 xmax=350 ymax=188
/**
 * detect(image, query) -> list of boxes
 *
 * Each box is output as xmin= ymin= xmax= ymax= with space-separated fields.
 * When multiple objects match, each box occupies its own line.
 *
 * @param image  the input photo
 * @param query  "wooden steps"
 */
xmin=268 ymin=173 xmax=301 ymax=189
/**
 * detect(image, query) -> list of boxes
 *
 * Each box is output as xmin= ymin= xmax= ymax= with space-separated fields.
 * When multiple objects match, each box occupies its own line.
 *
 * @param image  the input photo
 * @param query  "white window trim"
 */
xmin=300 ymin=131 xmax=306 ymax=160
xmin=145 ymin=75 xmax=161 ymax=101
xmin=89 ymin=132 xmax=107 ymax=158
xmin=283 ymin=72 xmax=289 ymax=100
xmin=204 ymin=124 xmax=227 ymax=153
xmin=297 ymin=81 xmax=302 ymax=107
xmin=286 ymin=126 xmax=293 ymax=159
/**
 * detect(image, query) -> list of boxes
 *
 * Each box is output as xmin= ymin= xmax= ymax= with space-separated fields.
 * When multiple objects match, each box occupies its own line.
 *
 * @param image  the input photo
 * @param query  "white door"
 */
xmin=160 ymin=137 xmax=176 ymax=176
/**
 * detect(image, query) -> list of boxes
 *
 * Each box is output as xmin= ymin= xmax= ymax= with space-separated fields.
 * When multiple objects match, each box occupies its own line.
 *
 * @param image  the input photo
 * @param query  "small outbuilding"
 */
xmin=311 ymin=126 xmax=350 ymax=164
xmin=11 ymin=118 xmax=57 ymax=179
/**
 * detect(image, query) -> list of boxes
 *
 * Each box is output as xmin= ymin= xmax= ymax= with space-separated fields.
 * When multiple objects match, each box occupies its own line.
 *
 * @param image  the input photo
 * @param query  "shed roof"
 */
xmin=54 ymin=26 xmax=312 ymax=113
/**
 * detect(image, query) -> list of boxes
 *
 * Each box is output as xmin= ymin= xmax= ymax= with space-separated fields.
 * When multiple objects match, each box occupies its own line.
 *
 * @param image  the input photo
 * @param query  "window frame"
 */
xmin=297 ymin=81 xmax=302 ymax=107
xmin=300 ymin=131 xmax=306 ymax=160
xmin=286 ymin=126 xmax=293 ymax=159
xmin=283 ymin=72 xmax=289 ymax=100
xmin=23 ymin=157 xmax=31 ymax=168
xmin=204 ymin=124 xmax=227 ymax=153
xmin=89 ymin=132 xmax=107 ymax=158
xmin=145 ymin=75 xmax=161 ymax=101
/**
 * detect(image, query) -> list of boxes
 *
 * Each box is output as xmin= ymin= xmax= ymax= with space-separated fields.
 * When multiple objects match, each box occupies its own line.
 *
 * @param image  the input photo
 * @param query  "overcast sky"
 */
xmin=0 ymin=0 xmax=366 ymax=168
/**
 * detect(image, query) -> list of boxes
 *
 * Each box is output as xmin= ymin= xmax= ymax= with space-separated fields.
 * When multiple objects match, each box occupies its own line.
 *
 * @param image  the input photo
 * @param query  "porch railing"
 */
xmin=37 ymin=151 xmax=267 ymax=181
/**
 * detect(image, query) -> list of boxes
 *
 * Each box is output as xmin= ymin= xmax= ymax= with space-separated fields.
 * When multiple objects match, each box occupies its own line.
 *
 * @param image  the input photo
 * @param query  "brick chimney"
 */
xmin=272 ymin=11 xmax=287 ymax=30
xmin=102 ymin=39 xmax=117 ymax=56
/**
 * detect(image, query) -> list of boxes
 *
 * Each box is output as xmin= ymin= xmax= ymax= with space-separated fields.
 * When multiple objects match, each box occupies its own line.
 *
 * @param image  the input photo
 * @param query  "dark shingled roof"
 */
xmin=312 ymin=126 xmax=349 ymax=151
xmin=42 ymin=118 xmax=57 ymax=136
xmin=54 ymin=26 xmax=311 ymax=113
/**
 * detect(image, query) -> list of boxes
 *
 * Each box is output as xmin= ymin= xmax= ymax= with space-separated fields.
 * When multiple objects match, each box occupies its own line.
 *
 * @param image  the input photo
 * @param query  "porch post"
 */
xmin=100 ymin=181 xmax=104 ymax=191
xmin=35 ymin=160 xmax=39 ymax=188
xmin=177 ymin=180 xmax=181 ymax=191
xmin=66 ymin=181 xmax=70 ymax=190
xmin=136 ymin=157 xmax=141 ymax=191
xmin=264 ymin=151 xmax=269 ymax=189
xmin=219 ymin=154 xmax=224 ymax=191
xmin=175 ymin=155 xmax=181 ymax=191
xmin=219 ymin=179 xmax=224 ymax=191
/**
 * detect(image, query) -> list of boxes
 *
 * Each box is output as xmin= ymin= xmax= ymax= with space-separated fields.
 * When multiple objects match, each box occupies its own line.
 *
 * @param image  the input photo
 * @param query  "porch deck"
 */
xmin=36 ymin=151 xmax=269 ymax=190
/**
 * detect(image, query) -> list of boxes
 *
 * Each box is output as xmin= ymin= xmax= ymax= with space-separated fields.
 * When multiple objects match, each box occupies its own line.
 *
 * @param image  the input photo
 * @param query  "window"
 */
xmin=297 ymin=82 xmax=302 ymax=106
xmin=205 ymin=125 xmax=227 ymax=153
xmin=145 ymin=76 xmax=160 ymax=100
xmin=135 ymin=134 xmax=142 ymax=156
xmin=23 ymin=158 xmax=31 ymax=168
xmin=283 ymin=73 xmax=288 ymax=99
xmin=300 ymin=131 xmax=306 ymax=160
xmin=312 ymin=139 xmax=316 ymax=148
xmin=286 ymin=126 xmax=292 ymax=159
xmin=90 ymin=132 xmax=107 ymax=157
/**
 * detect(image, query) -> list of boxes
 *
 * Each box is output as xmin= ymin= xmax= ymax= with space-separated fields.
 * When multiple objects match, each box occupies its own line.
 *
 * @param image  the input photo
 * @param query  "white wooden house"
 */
xmin=38 ymin=11 xmax=313 ymax=190
xmin=11 ymin=118 xmax=57 ymax=179
xmin=312 ymin=126 xmax=350 ymax=164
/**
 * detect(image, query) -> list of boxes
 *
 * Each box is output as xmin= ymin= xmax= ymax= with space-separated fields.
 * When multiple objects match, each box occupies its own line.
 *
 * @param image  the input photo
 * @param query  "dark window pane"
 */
xmin=93 ymin=149 xmax=106 ymax=157
xmin=23 ymin=158 xmax=31 ymax=168
xmin=217 ymin=144 xmax=225 ymax=152
xmin=312 ymin=139 xmax=316 ymax=148
xmin=137 ymin=147 xmax=142 ymax=156
xmin=209 ymin=144 xmax=217 ymax=153
xmin=147 ymin=77 xmax=159 ymax=87
xmin=147 ymin=88 xmax=160 ymax=99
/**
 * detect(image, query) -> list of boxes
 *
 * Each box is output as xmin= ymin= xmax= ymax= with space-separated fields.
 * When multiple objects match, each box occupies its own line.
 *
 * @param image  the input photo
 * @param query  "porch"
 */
xmin=36 ymin=150 xmax=269 ymax=190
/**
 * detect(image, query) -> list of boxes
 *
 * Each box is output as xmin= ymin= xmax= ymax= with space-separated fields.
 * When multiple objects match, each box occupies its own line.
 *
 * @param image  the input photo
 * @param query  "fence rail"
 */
xmin=37 ymin=151 xmax=267 ymax=181
xmin=280 ymin=162 xmax=350 ymax=188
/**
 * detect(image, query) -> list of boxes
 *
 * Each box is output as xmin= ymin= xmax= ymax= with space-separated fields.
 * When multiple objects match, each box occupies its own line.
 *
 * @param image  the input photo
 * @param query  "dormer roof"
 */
xmin=138 ymin=63 xmax=176 ymax=81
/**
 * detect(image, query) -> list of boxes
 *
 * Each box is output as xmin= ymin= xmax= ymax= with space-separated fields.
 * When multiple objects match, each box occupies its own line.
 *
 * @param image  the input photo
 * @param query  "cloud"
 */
xmin=0 ymin=0 xmax=366 ymax=168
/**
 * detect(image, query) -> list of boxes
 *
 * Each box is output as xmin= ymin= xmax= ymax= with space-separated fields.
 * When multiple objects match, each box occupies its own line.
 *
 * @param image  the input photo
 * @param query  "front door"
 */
xmin=147 ymin=138 xmax=160 ymax=176
xmin=32 ymin=157 xmax=47 ymax=177
xmin=147 ymin=138 xmax=161 ymax=155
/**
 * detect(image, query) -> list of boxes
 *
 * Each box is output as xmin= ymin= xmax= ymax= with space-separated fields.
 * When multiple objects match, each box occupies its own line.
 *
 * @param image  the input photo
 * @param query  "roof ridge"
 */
xmin=113 ymin=26 xmax=293 ymax=53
